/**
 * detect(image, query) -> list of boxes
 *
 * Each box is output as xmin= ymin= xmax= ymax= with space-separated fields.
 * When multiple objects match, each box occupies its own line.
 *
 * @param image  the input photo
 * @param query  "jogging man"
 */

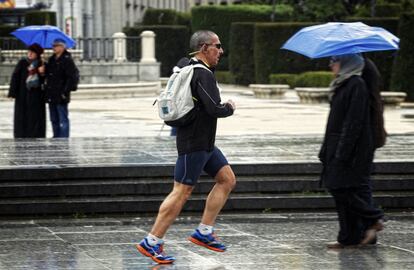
xmin=136 ymin=30 xmax=236 ymax=264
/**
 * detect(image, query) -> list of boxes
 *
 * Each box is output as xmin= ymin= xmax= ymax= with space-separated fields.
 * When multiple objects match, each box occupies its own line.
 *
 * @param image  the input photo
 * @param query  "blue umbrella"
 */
xmin=281 ymin=22 xmax=399 ymax=58
xmin=11 ymin=25 xmax=76 ymax=49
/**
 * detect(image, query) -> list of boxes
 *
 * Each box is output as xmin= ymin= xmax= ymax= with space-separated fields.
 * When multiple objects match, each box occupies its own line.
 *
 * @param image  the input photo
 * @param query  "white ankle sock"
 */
xmin=146 ymin=233 xmax=162 ymax=246
xmin=198 ymin=223 xmax=213 ymax=235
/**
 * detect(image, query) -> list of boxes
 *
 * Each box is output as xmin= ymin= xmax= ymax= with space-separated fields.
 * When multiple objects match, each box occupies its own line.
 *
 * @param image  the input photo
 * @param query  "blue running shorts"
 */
xmin=174 ymin=147 xmax=229 ymax=186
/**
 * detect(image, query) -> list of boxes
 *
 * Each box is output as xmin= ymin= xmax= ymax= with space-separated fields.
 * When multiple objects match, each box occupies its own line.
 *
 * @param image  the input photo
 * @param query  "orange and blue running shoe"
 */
xmin=136 ymin=238 xmax=176 ymax=264
xmin=188 ymin=229 xmax=227 ymax=252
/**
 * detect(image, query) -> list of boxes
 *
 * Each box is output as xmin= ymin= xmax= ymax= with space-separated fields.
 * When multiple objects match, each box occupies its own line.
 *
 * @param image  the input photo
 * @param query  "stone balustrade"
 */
xmin=249 ymin=84 xmax=289 ymax=99
xmin=0 ymin=82 xmax=160 ymax=100
xmin=1 ymin=49 xmax=83 ymax=63
xmin=295 ymin=87 xmax=407 ymax=106
xmin=160 ymin=77 xmax=169 ymax=89
xmin=295 ymin=87 xmax=330 ymax=104
xmin=381 ymin=91 xmax=407 ymax=106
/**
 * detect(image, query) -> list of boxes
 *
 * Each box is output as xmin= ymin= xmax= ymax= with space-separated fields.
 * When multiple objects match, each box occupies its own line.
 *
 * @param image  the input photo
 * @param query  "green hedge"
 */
xmin=292 ymin=0 xmax=348 ymax=22
xmin=25 ymin=11 xmax=56 ymax=26
xmin=143 ymin=9 xmax=178 ymax=25
xmin=142 ymin=8 xmax=191 ymax=28
xmin=391 ymin=13 xmax=414 ymax=100
xmin=215 ymin=71 xmax=234 ymax=84
xmin=376 ymin=4 xmax=402 ymax=17
xmin=269 ymin=73 xmax=298 ymax=88
xmin=191 ymin=4 xmax=293 ymax=71
xmin=295 ymin=71 xmax=333 ymax=87
xmin=123 ymin=25 xmax=190 ymax=77
xmin=254 ymin=22 xmax=328 ymax=84
xmin=0 ymin=25 xmax=23 ymax=50
xmin=229 ymin=23 xmax=255 ymax=86
xmin=176 ymin=12 xmax=191 ymax=29
xmin=346 ymin=17 xmax=399 ymax=90
xmin=0 ymin=25 xmax=17 ymax=37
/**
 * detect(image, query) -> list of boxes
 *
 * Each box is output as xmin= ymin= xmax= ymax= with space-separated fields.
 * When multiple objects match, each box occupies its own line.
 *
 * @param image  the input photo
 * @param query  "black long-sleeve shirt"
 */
xmin=176 ymin=58 xmax=234 ymax=155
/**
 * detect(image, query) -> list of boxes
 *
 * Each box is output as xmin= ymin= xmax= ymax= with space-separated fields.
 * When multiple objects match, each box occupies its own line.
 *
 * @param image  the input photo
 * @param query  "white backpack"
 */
xmin=157 ymin=63 xmax=211 ymax=126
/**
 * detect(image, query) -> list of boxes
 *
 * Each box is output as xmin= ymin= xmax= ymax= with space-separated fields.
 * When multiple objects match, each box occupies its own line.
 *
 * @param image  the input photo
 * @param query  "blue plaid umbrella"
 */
xmin=281 ymin=22 xmax=399 ymax=58
xmin=11 ymin=25 xmax=76 ymax=49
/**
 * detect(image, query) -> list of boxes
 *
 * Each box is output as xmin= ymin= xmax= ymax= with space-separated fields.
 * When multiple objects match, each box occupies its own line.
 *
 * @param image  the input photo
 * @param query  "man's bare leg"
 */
xmin=150 ymin=181 xmax=194 ymax=238
xmin=201 ymin=165 xmax=236 ymax=225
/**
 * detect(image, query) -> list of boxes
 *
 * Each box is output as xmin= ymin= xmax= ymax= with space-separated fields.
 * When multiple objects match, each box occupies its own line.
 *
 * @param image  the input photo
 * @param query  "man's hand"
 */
xmin=227 ymin=99 xmax=236 ymax=111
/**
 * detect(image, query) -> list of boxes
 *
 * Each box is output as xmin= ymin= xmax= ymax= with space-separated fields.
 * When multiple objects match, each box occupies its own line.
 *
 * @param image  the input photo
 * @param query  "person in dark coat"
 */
xmin=8 ymin=43 xmax=46 ymax=138
xmin=319 ymin=54 xmax=384 ymax=249
xmin=42 ymin=38 xmax=79 ymax=138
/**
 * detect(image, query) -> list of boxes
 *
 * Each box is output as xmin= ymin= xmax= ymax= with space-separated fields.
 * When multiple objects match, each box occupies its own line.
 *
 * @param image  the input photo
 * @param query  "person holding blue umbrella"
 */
xmin=281 ymin=22 xmax=394 ymax=248
xmin=319 ymin=54 xmax=385 ymax=248
xmin=8 ymin=43 xmax=46 ymax=138
xmin=40 ymin=38 xmax=79 ymax=138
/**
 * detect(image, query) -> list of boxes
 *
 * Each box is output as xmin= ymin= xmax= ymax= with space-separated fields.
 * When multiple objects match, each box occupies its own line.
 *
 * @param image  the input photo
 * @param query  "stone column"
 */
xmin=113 ymin=32 xmax=127 ymax=62
xmin=138 ymin=31 xmax=160 ymax=81
xmin=140 ymin=31 xmax=156 ymax=63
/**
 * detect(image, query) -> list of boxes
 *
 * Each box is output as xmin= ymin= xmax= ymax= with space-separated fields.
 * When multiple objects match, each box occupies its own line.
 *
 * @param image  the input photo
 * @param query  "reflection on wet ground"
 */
xmin=1 ymin=134 xmax=414 ymax=169
xmin=0 ymin=212 xmax=413 ymax=270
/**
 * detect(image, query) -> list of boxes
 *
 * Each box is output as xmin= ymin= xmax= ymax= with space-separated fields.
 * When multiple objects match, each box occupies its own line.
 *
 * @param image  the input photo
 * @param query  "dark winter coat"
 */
xmin=319 ymin=75 xmax=374 ymax=189
xmin=8 ymin=58 xmax=46 ymax=138
xmin=44 ymin=50 xmax=79 ymax=104
xmin=176 ymin=58 xmax=234 ymax=155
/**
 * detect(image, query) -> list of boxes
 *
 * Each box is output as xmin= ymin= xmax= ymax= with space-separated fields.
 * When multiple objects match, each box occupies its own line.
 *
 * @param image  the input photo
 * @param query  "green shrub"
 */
xmin=292 ymin=0 xmax=348 ymax=22
xmin=142 ymin=8 xmax=191 ymax=27
xmin=346 ymin=17 xmax=399 ymax=91
xmin=376 ymin=4 xmax=402 ymax=17
xmin=123 ymin=25 xmax=190 ymax=77
xmin=191 ymin=4 xmax=293 ymax=70
xmin=269 ymin=73 xmax=298 ymax=88
xmin=0 ymin=25 xmax=23 ymax=50
xmin=295 ymin=71 xmax=333 ymax=87
xmin=176 ymin=12 xmax=191 ymax=29
xmin=215 ymin=71 xmax=234 ymax=84
xmin=229 ymin=22 xmax=255 ymax=86
xmin=254 ymin=22 xmax=328 ymax=84
xmin=354 ymin=5 xmax=371 ymax=17
xmin=391 ymin=13 xmax=414 ymax=100
xmin=0 ymin=25 xmax=17 ymax=37
xmin=25 ymin=11 xmax=56 ymax=26
xmin=143 ymin=9 xmax=178 ymax=25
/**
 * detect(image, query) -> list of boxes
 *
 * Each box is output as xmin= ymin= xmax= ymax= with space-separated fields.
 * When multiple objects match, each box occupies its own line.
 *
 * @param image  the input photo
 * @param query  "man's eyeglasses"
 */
xmin=204 ymin=43 xmax=222 ymax=50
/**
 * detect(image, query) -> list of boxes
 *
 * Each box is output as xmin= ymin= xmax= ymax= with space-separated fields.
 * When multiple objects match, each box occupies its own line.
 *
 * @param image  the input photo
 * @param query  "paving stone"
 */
xmin=0 ymin=213 xmax=413 ymax=269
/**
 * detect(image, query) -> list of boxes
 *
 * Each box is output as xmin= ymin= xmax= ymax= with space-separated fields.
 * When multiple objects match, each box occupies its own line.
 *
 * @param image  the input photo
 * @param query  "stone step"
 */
xmin=2 ymin=162 xmax=414 ymax=180
xmin=0 ymin=192 xmax=412 ymax=215
xmin=0 ymin=175 xmax=413 ymax=198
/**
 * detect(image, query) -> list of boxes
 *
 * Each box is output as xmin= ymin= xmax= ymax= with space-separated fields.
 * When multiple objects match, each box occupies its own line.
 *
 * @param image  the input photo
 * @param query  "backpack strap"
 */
xmin=192 ymin=63 xmax=212 ymax=73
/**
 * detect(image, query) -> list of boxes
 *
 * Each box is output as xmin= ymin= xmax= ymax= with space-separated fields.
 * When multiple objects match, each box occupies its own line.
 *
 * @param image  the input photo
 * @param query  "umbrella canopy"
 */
xmin=11 ymin=25 xmax=76 ymax=49
xmin=281 ymin=22 xmax=399 ymax=59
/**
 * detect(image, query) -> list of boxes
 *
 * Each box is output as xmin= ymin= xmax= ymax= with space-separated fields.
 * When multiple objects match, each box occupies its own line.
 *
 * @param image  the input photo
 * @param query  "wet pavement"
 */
xmin=1 ymin=134 xmax=414 ymax=169
xmin=1 ymin=85 xmax=414 ymax=269
xmin=1 ymin=86 xmax=414 ymax=139
xmin=0 ymin=212 xmax=413 ymax=270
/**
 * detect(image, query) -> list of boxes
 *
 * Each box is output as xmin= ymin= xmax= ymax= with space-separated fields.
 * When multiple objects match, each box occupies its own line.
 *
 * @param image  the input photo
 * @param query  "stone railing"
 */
xmin=0 ymin=81 xmax=160 ymax=100
xmin=295 ymin=87 xmax=407 ymax=106
xmin=381 ymin=92 xmax=406 ymax=106
xmin=249 ymin=84 xmax=289 ymax=99
xmin=160 ymin=77 xmax=169 ymax=89
xmin=1 ymin=49 xmax=84 ymax=62
xmin=295 ymin=87 xmax=330 ymax=104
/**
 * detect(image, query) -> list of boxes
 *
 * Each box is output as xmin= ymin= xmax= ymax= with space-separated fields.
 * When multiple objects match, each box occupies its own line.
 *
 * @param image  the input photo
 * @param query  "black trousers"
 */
xmin=329 ymin=184 xmax=384 ymax=245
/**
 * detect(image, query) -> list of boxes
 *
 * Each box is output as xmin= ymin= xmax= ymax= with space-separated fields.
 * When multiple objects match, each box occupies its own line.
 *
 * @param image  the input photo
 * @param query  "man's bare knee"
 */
xmin=172 ymin=182 xmax=194 ymax=201
xmin=215 ymin=165 xmax=236 ymax=190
